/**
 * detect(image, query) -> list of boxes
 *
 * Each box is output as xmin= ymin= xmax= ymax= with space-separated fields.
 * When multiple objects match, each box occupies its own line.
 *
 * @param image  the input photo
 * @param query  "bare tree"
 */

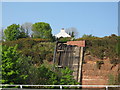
xmin=21 ymin=22 xmax=33 ymax=36
xmin=0 ymin=27 xmax=5 ymax=41
xmin=65 ymin=27 xmax=79 ymax=38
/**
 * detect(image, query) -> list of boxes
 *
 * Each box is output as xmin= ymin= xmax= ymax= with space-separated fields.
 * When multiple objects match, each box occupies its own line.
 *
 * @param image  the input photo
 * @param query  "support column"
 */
xmin=53 ymin=41 xmax=58 ymax=64
xmin=78 ymin=47 xmax=84 ymax=83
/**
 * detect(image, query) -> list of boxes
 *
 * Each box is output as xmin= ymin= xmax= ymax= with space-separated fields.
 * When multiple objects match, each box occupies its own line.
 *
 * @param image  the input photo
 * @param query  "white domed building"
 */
xmin=55 ymin=28 xmax=71 ymax=38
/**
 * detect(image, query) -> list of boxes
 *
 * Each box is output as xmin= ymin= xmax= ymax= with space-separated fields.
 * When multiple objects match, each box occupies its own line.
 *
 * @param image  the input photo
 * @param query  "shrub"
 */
xmin=76 ymin=35 xmax=118 ymax=61
xmin=110 ymin=59 xmax=120 ymax=65
xmin=1 ymin=45 xmax=29 ymax=84
xmin=58 ymin=37 xmax=72 ymax=42
xmin=108 ymin=74 xmax=116 ymax=85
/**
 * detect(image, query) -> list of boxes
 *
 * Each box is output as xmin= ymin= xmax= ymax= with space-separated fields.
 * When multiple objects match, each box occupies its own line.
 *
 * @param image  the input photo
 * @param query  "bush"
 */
xmin=76 ymin=35 xmax=118 ymax=61
xmin=1 ymin=45 xmax=29 ymax=84
xmin=108 ymin=74 xmax=116 ymax=85
xmin=2 ymin=38 xmax=55 ymax=64
xmin=58 ymin=37 xmax=72 ymax=42
xmin=110 ymin=59 xmax=120 ymax=65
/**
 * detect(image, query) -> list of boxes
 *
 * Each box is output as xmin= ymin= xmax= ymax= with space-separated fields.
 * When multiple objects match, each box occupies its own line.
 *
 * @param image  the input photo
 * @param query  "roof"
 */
xmin=55 ymin=28 xmax=71 ymax=38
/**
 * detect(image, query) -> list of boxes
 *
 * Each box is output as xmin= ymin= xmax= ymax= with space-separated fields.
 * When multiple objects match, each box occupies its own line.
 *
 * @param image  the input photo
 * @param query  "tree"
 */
xmin=82 ymin=34 xmax=94 ymax=38
xmin=36 ymin=65 xmax=78 ymax=85
xmin=4 ymin=24 xmax=20 ymax=41
xmin=32 ymin=22 xmax=53 ymax=39
xmin=57 ymin=67 xmax=79 ymax=85
xmin=21 ymin=22 xmax=33 ymax=36
xmin=2 ymin=45 xmax=23 ymax=84
xmin=1 ymin=45 xmax=35 ymax=84
xmin=65 ymin=27 xmax=78 ymax=38
xmin=18 ymin=31 xmax=28 ymax=38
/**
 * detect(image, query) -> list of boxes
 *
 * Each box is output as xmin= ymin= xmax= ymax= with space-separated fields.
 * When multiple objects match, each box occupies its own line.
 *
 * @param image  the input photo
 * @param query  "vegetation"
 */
xmin=1 ymin=21 xmax=120 ymax=87
xmin=2 ymin=46 xmax=78 ymax=85
xmin=1 ymin=45 xmax=28 ymax=84
xmin=32 ymin=22 xmax=53 ymax=41
xmin=108 ymin=74 xmax=116 ymax=85
xmin=3 ymin=22 xmax=55 ymax=42
xmin=57 ymin=37 xmax=73 ymax=42
xmin=4 ymin=24 xmax=21 ymax=41
xmin=2 ymin=38 xmax=54 ymax=64
xmin=76 ymin=34 xmax=119 ymax=62
xmin=2 ymin=39 xmax=78 ymax=85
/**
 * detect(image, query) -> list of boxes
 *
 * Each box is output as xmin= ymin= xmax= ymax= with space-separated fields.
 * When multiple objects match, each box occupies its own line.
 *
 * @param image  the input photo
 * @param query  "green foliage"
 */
xmin=2 ymin=38 xmax=50 ymax=49
xmin=58 ymin=37 xmax=72 ymax=42
xmin=56 ymin=67 xmax=79 ymax=85
xmin=3 ymin=38 xmax=55 ymax=65
xmin=16 ymin=55 xmax=37 ymax=84
xmin=32 ymin=22 xmax=53 ymax=40
xmin=30 ymin=42 xmax=55 ymax=64
xmin=1 ymin=45 xmax=28 ymax=84
xmin=108 ymin=74 xmax=116 ymax=85
xmin=4 ymin=24 xmax=29 ymax=41
xmin=82 ymin=34 xmax=95 ymax=38
xmin=2 ymin=46 xmax=78 ymax=85
xmin=110 ymin=59 xmax=120 ymax=65
xmin=116 ymin=37 xmax=120 ymax=57
xmin=4 ymin=24 xmax=20 ymax=41
xmin=32 ymin=65 xmax=78 ymax=85
xmin=18 ymin=31 xmax=28 ymax=38
xmin=2 ymin=45 xmax=19 ymax=84
xmin=77 ymin=34 xmax=118 ymax=61
xmin=118 ymin=73 xmax=120 ymax=85
xmin=37 ymin=65 xmax=57 ymax=85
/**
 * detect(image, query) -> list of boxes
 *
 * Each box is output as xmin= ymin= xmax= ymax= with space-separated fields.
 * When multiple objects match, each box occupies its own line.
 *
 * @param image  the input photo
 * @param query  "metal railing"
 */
xmin=0 ymin=84 xmax=120 ymax=90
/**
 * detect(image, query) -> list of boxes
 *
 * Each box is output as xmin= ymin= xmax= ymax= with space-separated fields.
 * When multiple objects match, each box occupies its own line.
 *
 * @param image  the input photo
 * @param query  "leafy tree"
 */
xmin=2 ymin=45 xmax=20 ymax=84
xmin=4 ymin=24 xmax=20 ymax=41
xmin=35 ymin=65 xmax=78 ymax=85
xmin=1 ymin=45 xmax=29 ymax=84
xmin=37 ymin=65 xmax=57 ymax=85
xmin=82 ymin=34 xmax=95 ymax=38
xmin=32 ymin=22 xmax=53 ymax=40
xmin=57 ymin=67 xmax=79 ymax=85
xmin=18 ymin=31 xmax=28 ymax=38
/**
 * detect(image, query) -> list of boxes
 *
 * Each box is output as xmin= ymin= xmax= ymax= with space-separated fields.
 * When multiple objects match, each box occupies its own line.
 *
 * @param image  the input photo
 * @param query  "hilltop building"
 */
xmin=55 ymin=28 xmax=71 ymax=38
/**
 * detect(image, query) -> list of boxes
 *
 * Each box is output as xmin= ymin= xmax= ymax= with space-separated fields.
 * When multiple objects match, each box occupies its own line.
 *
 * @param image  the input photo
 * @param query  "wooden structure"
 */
xmin=53 ymin=41 xmax=85 ymax=83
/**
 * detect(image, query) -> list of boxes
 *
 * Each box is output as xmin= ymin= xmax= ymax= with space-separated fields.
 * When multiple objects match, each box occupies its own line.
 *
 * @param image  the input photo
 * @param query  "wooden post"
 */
xmin=52 ymin=41 xmax=58 ymax=70
xmin=53 ymin=41 xmax=57 ymax=64
xmin=78 ymin=47 xmax=84 ymax=83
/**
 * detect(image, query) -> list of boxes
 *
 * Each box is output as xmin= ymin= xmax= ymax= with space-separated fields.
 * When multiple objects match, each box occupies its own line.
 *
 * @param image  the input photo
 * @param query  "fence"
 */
xmin=1 ymin=84 xmax=120 ymax=90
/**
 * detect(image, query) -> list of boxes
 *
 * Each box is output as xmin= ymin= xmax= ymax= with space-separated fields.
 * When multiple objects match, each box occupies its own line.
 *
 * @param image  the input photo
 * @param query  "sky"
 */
xmin=2 ymin=2 xmax=118 ymax=38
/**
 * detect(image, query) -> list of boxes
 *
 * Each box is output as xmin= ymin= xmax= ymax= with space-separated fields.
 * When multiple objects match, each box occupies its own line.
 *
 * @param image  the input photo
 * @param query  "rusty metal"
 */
xmin=66 ymin=40 xmax=85 ymax=47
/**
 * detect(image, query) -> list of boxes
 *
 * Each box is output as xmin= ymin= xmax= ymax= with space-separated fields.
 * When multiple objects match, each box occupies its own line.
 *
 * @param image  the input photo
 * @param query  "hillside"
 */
xmin=1 ymin=34 xmax=120 ymax=86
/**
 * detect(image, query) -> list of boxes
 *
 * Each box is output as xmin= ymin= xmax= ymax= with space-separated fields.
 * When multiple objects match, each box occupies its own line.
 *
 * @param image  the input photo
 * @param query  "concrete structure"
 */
xmin=55 ymin=28 xmax=71 ymax=38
